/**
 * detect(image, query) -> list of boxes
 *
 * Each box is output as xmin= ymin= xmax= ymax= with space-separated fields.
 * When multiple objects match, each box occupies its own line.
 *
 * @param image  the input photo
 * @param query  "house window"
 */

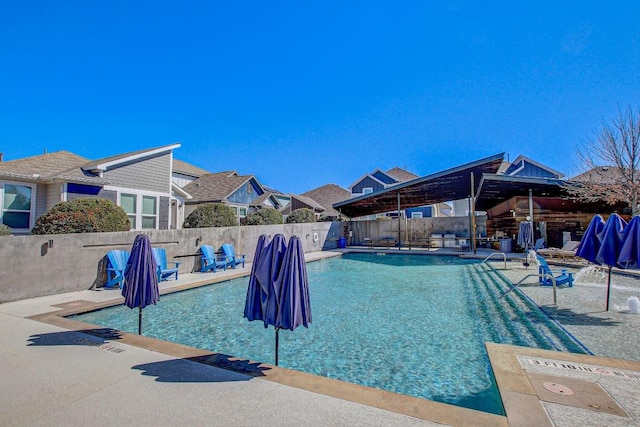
xmin=363 ymin=187 xmax=373 ymax=195
xmin=1 ymin=183 xmax=34 ymax=230
xmin=239 ymin=207 xmax=247 ymax=217
xmin=120 ymin=193 xmax=137 ymax=229
xmin=119 ymin=192 xmax=159 ymax=230
xmin=141 ymin=196 xmax=157 ymax=229
xmin=411 ymin=212 xmax=423 ymax=219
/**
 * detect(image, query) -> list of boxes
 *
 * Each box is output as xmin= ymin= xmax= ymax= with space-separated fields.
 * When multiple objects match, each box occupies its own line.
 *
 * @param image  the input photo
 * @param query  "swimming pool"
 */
xmin=73 ymin=253 xmax=589 ymax=415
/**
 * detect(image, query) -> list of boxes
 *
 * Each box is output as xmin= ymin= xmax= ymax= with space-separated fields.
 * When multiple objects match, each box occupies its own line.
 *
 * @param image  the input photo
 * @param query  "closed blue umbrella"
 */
xmin=517 ymin=221 xmax=534 ymax=250
xmin=273 ymin=235 xmax=312 ymax=365
xmin=618 ymin=216 xmax=640 ymax=269
xmin=276 ymin=235 xmax=312 ymax=331
xmin=244 ymin=234 xmax=270 ymax=322
xmin=255 ymin=234 xmax=287 ymax=329
xmin=595 ymin=214 xmax=627 ymax=311
xmin=122 ymin=234 xmax=159 ymax=334
xmin=575 ymin=214 xmax=605 ymax=263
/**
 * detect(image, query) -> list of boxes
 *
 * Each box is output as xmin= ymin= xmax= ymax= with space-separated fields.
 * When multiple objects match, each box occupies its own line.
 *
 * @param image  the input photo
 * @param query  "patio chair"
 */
xmin=536 ymin=255 xmax=573 ymax=287
xmin=104 ymin=250 xmax=129 ymax=288
xmin=152 ymin=247 xmax=180 ymax=281
xmin=538 ymin=240 xmax=579 ymax=260
xmin=221 ymin=243 xmax=245 ymax=269
xmin=199 ymin=245 xmax=227 ymax=273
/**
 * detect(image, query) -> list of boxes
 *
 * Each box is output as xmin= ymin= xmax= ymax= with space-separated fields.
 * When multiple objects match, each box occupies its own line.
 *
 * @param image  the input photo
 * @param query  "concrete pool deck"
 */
xmin=1 ymin=248 xmax=639 ymax=426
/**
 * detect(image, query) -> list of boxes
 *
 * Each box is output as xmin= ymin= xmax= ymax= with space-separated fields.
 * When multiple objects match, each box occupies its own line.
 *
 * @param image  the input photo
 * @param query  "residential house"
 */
xmin=0 ymin=144 xmax=181 ymax=233
xmin=348 ymin=167 xmax=450 ymax=219
xmin=181 ymin=171 xmax=283 ymax=223
xmin=280 ymin=194 xmax=325 ymax=220
xmin=301 ymin=184 xmax=351 ymax=220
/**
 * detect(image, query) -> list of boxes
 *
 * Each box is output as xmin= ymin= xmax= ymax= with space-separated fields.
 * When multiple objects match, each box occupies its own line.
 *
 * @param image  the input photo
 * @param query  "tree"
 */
xmin=565 ymin=105 xmax=640 ymax=216
xmin=286 ymin=208 xmax=316 ymax=223
xmin=32 ymin=198 xmax=131 ymax=234
xmin=243 ymin=207 xmax=283 ymax=225
xmin=183 ymin=203 xmax=237 ymax=228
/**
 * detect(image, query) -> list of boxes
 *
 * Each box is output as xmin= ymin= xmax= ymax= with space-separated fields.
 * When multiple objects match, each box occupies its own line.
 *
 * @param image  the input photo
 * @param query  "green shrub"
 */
xmin=31 ymin=198 xmax=131 ymax=234
xmin=0 ymin=224 xmax=11 ymax=236
xmin=183 ymin=203 xmax=237 ymax=228
xmin=286 ymin=208 xmax=316 ymax=224
xmin=244 ymin=207 xmax=283 ymax=225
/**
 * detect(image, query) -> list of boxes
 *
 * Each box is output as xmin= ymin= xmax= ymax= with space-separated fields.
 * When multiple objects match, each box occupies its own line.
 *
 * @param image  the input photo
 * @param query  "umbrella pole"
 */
xmin=275 ymin=327 xmax=279 ymax=366
xmin=138 ymin=307 xmax=143 ymax=335
xmin=605 ymin=266 xmax=612 ymax=311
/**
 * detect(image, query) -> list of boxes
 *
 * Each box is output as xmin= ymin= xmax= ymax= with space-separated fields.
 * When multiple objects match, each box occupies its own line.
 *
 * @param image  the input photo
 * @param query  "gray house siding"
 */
xmin=35 ymin=184 xmax=51 ymax=220
xmin=352 ymin=176 xmax=385 ymax=194
xmin=103 ymin=152 xmax=172 ymax=193
xmin=97 ymin=189 xmax=117 ymax=203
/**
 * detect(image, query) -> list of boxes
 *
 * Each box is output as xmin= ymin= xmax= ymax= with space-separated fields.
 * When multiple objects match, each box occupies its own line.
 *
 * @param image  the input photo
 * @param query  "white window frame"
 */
xmin=1 ymin=180 xmax=36 ymax=232
xmin=117 ymin=190 xmax=160 ymax=230
xmin=363 ymin=187 xmax=373 ymax=195
xmin=411 ymin=212 xmax=423 ymax=219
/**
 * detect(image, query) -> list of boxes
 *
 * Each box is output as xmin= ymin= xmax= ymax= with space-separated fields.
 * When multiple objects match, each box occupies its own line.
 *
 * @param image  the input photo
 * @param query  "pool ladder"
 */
xmin=499 ymin=273 xmax=558 ymax=306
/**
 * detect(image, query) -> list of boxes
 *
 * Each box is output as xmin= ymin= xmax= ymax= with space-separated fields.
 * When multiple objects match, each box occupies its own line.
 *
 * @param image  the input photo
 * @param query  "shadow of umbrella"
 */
xmin=122 ymin=234 xmax=159 ymax=334
xmin=595 ymin=214 xmax=627 ymax=311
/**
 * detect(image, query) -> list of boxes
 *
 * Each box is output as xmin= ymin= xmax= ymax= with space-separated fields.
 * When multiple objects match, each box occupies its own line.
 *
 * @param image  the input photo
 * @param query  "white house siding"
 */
xmin=171 ymin=173 xmax=196 ymax=188
xmin=103 ymin=152 xmax=171 ymax=193
xmin=37 ymin=184 xmax=54 ymax=219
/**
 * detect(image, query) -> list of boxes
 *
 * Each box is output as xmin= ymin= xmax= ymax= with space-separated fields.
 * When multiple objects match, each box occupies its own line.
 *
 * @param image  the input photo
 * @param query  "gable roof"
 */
xmin=172 ymin=159 xmax=210 ymax=178
xmin=0 ymin=151 xmax=89 ymax=180
xmin=302 ymin=184 xmax=351 ymax=217
xmin=386 ymin=167 xmax=419 ymax=182
xmin=571 ymin=166 xmax=622 ymax=183
xmin=81 ymin=143 xmax=180 ymax=174
xmin=504 ymin=155 xmax=564 ymax=178
xmin=182 ymin=171 xmax=262 ymax=203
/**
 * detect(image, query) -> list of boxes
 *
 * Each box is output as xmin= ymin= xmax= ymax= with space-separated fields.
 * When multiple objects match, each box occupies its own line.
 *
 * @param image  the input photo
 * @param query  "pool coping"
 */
xmin=23 ymin=251 xmax=640 ymax=426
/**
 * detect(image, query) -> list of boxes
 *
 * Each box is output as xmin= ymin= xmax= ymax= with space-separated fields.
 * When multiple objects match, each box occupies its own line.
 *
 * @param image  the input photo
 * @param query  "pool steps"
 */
xmin=466 ymin=262 xmax=590 ymax=354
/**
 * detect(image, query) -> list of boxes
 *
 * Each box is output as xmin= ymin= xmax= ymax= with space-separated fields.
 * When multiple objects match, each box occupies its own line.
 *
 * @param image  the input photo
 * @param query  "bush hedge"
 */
xmin=31 ymin=198 xmax=131 ymax=234
xmin=243 ymin=207 xmax=283 ymax=225
xmin=183 ymin=203 xmax=237 ymax=228
xmin=286 ymin=208 xmax=316 ymax=223
xmin=0 ymin=224 xmax=11 ymax=236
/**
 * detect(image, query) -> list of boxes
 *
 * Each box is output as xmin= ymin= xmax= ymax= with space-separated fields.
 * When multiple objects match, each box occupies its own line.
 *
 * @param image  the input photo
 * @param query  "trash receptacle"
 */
xmin=338 ymin=236 xmax=347 ymax=248
xmin=499 ymin=238 xmax=512 ymax=253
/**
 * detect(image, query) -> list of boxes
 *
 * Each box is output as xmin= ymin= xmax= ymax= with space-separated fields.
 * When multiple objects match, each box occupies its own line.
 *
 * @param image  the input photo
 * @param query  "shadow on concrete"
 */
xmin=537 ymin=305 xmax=623 ymax=327
xmin=27 ymin=328 xmax=124 ymax=346
xmin=131 ymin=354 xmax=269 ymax=383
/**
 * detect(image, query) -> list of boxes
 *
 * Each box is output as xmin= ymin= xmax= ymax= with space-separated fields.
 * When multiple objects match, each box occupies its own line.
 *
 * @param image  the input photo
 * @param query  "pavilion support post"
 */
xmin=528 ymin=189 xmax=534 ymax=225
xmin=397 ymin=192 xmax=401 ymax=250
xmin=470 ymin=172 xmax=477 ymax=254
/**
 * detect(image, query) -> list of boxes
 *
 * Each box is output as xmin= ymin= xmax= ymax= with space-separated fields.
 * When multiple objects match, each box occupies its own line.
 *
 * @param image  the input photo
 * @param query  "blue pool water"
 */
xmin=73 ymin=253 xmax=588 ymax=415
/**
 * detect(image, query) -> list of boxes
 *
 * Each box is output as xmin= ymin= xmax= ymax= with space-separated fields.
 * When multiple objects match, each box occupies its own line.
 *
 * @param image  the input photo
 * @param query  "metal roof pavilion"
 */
xmin=333 ymin=153 xmax=505 ymax=218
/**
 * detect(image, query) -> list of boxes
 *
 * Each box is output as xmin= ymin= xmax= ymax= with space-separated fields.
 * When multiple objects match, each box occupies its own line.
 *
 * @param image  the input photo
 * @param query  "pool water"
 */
xmin=74 ymin=253 xmax=588 ymax=415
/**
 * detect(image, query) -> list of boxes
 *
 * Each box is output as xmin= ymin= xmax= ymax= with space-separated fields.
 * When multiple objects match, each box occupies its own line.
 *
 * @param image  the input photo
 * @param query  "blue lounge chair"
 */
xmin=537 ymin=255 xmax=573 ymax=287
xmin=221 ymin=243 xmax=245 ymax=269
xmin=104 ymin=250 xmax=129 ymax=288
xmin=200 ymin=245 xmax=227 ymax=273
xmin=152 ymin=248 xmax=180 ymax=281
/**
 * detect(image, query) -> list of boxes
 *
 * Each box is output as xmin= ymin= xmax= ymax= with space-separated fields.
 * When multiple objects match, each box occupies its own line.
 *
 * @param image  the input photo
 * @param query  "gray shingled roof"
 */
xmin=173 ymin=159 xmax=210 ymax=178
xmin=386 ymin=167 xmax=419 ymax=182
xmin=302 ymin=184 xmax=351 ymax=217
xmin=182 ymin=171 xmax=259 ymax=203
xmin=0 ymin=151 xmax=89 ymax=178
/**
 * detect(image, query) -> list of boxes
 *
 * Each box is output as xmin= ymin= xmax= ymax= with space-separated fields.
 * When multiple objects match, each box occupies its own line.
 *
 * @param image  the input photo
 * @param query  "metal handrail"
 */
xmin=480 ymin=252 xmax=507 ymax=269
xmin=499 ymin=273 xmax=557 ymax=305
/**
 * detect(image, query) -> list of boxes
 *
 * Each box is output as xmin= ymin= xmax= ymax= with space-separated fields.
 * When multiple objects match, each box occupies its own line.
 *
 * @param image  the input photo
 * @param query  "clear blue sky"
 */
xmin=1 ymin=2 xmax=639 ymax=194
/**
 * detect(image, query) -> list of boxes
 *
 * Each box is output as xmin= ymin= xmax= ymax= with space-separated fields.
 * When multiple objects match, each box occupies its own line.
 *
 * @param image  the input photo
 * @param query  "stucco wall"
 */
xmin=0 ymin=221 xmax=342 ymax=303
